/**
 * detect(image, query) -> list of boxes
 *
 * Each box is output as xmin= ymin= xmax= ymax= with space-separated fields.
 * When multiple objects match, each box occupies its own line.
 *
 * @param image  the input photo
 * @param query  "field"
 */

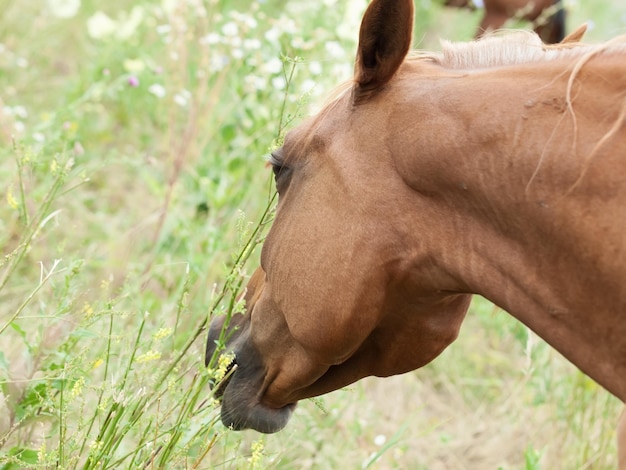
xmin=1 ymin=0 xmax=625 ymax=468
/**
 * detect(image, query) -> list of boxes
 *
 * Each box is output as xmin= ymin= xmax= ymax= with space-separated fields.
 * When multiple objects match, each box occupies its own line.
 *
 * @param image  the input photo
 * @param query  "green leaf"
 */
xmin=9 ymin=322 xmax=27 ymax=341
xmin=71 ymin=328 xmax=98 ymax=339
xmin=0 ymin=447 xmax=39 ymax=469
xmin=220 ymin=124 xmax=236 ymax=143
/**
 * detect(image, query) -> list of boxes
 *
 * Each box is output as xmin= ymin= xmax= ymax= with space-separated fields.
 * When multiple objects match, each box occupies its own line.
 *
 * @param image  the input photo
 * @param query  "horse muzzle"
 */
xmin=205 ymin=315 xmax=297 ymax=433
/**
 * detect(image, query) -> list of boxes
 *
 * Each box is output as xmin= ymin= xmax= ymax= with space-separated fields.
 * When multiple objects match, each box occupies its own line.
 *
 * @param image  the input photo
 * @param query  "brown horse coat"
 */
xmin=207 ymin=0 xmax=626 ymax=465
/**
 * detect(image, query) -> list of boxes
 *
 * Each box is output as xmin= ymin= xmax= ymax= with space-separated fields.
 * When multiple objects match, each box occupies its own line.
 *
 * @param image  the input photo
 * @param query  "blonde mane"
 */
xmin=410 ymin=29 xmax=626 ymax=70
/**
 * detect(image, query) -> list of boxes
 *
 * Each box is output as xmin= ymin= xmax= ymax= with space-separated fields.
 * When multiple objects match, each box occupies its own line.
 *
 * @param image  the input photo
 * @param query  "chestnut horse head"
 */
xmin=206 ymin=0 xmax=626 ymax=453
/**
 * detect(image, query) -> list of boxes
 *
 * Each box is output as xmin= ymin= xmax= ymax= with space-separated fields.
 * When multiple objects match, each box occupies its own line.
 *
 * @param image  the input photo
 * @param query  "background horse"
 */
xmin=444 ymin=0 xmax=566 ymax=43
xmin=207 ymin=0 xmax=626 ymax=464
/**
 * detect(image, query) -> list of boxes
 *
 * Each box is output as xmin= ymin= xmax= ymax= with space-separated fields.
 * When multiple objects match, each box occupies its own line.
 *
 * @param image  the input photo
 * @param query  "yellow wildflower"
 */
xmin=167 ymin=376 xmax=177 ymax=391
xmin=83 ymin=302 xmax=94 ymax=318
xmin=152 ymin=327 xmax=173 ymax=341
xmin=71 ymin=377 xmax=85 ymax=399
xmin=37 ymin=439 xmax=46 ymax=463
xmin=89 ymin=440 xmax=103 ymax=452
xmin=97 ymin=397 xmax=109 ymax=412
xmin=136 ymin=350 xmax=161 ymax=363
xmin=6 ymin=187 xmax=18 ymax=209
xmin=123 ymin=58 xmax=145 ymax=73
xmin=248 ymin=439 xmax=264 ymax=468
xmin=212 ymin=352 xmax=235 ymax=381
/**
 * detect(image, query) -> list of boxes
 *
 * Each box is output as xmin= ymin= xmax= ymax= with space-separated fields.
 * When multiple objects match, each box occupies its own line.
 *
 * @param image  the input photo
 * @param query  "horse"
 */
xmin=444 ymin=0 xmax=566 ymax=44
xmin=206 ymin=0 xmax=626 ymax=465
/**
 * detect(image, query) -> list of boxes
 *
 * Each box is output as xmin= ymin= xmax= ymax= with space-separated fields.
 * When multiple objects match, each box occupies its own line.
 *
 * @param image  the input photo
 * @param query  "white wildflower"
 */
xmin=148 ymin=83 xmax=166 ymax=98
xmin=174 ymin=89 xmax=191 ymax=107
xmin=48 ymin=0 xmax=81 ymax=18
xmin=308 ymin=61 xmax=322 ymax=75
xmin=227 ymin=35 xmax=242 ymax=48
xmin=325 ymin=41 xmax=345 ymax=59
xmin=264 ymin=27 xmax=281 ymax=43
xmin=332 ymin=63 xmax=352 ymax=80
xmin=279 ymin=17 xmax=297 ymax=34
xmin=244 ymin=74 xmax=266 ymax=92
xmin=243 ymin=38 xmax=261 ymax=50
xmin=12 ymin=106 xmax=27 ymax=119
xmin=208 ymin=54 xmax=229 ymax=72
xmin=271 ymin=76 xmax=286 ymax=90
xmin=87 ymin=12 xmax=117 ymax=40
xmin=200 ymin=32 xmax=221 ymax=45
xmin=291 ymin=37 xmax=316 ymax=50
xmin=242 ymin=15 xmax=258 ymax=29
xmin=339 ymin=0 xmax=367 ymax=40
xmin=87 ymin=7 xmax=143 ymax=41
xmin=301 ymin=79 xmax=316 ymax=93
xmin=221 ymin=21 xmax=238 ymax=37
xmin=156 ymin=24 xmax=171 ymax=35
xmin=161 ymin=0 xmax=179 ymax=14
xmin=117 ymin=7 xmax=144 ymax=40
xmin=262 ymin=57 xmax=283 ymax=75
xmin=374 ymin=434 xmax=386 ymax=446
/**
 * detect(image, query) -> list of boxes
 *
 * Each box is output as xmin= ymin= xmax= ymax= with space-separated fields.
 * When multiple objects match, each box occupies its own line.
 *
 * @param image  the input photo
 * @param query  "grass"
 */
xmin=1 ymin=0 xmax=625 ymax=468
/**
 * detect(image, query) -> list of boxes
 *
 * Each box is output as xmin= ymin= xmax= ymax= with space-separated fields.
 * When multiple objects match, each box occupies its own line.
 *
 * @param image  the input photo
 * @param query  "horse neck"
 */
xmin=386 ymin=57 xmax=626 ymax=399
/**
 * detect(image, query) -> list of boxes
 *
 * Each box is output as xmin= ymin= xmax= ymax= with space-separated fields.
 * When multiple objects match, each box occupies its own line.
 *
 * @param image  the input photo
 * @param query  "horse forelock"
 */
xmin=408 ymin=30 xmax=626 ymax=70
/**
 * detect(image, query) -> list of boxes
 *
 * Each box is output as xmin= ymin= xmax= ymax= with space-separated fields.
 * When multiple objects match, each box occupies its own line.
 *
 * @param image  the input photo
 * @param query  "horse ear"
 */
xmin=560 ymin=24 xmax=587 ymax=44
xmin=354 ymin=0 xmax=414 ymax=102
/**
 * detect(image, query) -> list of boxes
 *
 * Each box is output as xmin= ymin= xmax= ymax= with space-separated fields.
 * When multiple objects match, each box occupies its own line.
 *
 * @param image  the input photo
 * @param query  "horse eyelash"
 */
xmin=268 ymin=152 xmax=282 ymax=166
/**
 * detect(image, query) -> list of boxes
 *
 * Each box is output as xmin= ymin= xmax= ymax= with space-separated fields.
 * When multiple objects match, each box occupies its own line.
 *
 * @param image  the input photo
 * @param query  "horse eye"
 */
xmin=272 ymin=163 xmax=283 ymax=177
xmin=269 ymin=151 xmax=287 ymax=179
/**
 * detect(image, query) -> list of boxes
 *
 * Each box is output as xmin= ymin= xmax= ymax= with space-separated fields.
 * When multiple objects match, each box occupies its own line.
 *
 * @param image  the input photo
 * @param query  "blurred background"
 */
xmin=1 ymin=0 xmax=625 ymax=468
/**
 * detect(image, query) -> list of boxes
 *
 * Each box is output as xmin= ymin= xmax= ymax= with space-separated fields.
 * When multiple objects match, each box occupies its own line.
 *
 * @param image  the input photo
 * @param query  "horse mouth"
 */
xmin=210 ymin=353 xmax=298 ymax=433
xmin=213 ymin=356 xmax=237 ymax=400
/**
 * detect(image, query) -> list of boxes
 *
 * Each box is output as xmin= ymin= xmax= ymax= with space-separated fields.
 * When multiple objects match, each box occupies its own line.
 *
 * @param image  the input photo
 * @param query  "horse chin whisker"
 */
xmin=220 ymin=405 xmax=241 ymax=431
